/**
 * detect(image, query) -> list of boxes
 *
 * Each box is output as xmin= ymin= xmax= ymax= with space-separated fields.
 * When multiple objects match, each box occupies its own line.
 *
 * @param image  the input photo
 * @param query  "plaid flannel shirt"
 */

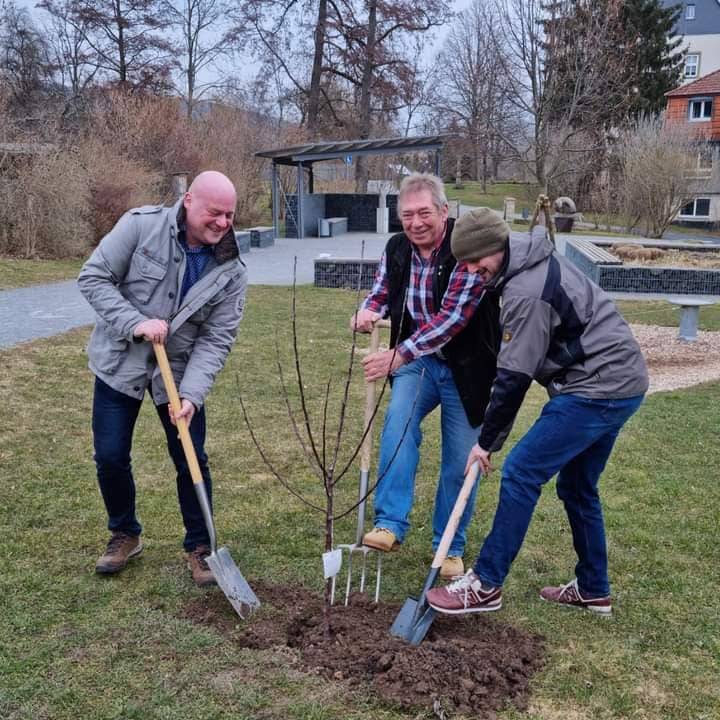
xmin=362 ymin=243 xmax=486 ymax=361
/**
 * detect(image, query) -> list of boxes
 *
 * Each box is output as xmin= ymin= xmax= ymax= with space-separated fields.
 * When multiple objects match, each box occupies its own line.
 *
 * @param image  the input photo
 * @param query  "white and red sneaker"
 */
xmin=540 ymin=578 xmax=612 ymax=615
xmin=427 ymin=570 xmax=502 ymax=615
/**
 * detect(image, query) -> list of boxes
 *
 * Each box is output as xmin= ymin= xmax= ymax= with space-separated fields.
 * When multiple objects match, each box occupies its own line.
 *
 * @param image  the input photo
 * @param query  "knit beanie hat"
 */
xmin=451 ymin=207 xmax=510 ymax=262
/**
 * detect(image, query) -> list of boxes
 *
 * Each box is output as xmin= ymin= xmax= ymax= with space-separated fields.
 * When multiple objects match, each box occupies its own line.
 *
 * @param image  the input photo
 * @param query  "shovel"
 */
xmin=390 ymin=461 xmax=480 ymax=645
xmin=153 ymin=342 xmax=260 ymax=619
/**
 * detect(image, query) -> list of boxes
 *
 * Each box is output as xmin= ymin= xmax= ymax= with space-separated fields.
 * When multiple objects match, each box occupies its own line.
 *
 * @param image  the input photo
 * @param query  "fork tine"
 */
xmin=359 ymin=549 xmax=368 ymax=593
xmin=343 ymin=551 xmax=354 ymax=606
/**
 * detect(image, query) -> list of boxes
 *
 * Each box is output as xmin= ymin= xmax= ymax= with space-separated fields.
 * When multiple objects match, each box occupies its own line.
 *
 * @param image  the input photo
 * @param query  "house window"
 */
xmin=689 ymin=98 xmax=713 ymax=120
xmin=686 ymin=4 xmax=695 ymax=20
xmin=680 ymin=198 xmax=711 ymax=217
xmin=684 ymin=54 xmax=699 ymax=78
xmin=698 ymin=148 xmax=714 ymax=171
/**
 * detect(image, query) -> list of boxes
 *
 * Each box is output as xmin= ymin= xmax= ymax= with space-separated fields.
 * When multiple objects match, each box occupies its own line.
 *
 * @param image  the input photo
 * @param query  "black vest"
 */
xmin=385 ymin=218 xmax=500 ymax=427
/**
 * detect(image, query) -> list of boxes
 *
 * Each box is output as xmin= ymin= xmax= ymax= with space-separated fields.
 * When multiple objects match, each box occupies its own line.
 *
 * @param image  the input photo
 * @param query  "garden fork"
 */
xmin=332 ymin=320 xmax=388 ymax=605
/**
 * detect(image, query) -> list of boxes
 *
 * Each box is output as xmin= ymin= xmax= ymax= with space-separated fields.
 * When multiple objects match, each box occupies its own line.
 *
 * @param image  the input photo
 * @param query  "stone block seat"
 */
xmin=667 ymin=296 xmax=717 ymax=342
xmin=247 ymin=226 xmax=275 ymax=248
xmin=567 ymin=238 xmax=622 ymax=265
xmin=318 ymin=217 xmax=348 ymax=237
xmin=234 ymin=230 xmax=251 ymax=254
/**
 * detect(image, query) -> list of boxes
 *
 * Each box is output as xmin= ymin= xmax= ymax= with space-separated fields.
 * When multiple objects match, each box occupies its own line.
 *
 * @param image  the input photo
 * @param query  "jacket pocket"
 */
xmin=124 ymin=249 xmax=168 ymax=304
xmin=88 ymin=323 xmax=129 ymax=375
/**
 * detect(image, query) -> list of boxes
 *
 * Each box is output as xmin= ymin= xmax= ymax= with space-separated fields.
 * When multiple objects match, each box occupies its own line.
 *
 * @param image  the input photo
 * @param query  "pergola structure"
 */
xmin=255 ymin=135 xmax=446 ymax=238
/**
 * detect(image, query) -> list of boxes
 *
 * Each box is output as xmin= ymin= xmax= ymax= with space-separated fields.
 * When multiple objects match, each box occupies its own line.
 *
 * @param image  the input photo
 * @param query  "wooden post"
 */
xmin=171 ymin=172 xmax=188 ymax=200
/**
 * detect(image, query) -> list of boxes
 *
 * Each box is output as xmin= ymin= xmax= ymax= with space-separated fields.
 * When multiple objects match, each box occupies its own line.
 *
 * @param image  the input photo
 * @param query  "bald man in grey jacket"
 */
xmin=427 ymin=208 xmax=648 ymax=617
xmin=78 ymin=171 xmax=246 ymax=587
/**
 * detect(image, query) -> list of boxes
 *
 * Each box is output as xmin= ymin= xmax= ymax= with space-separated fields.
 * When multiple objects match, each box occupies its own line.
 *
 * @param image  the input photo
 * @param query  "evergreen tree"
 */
xmin=620 ymin=0 xmax=683 ymax=116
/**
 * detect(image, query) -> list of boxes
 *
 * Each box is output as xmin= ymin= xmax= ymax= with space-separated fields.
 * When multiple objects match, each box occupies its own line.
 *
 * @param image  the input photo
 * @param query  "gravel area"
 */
xmin=630 ymin=324 xmax=720 ymax=393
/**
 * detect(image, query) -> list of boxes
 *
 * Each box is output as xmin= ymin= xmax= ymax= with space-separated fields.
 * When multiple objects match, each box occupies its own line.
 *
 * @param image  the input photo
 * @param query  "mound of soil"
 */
xmin=182 ymin=581 xmax=545 ymax=718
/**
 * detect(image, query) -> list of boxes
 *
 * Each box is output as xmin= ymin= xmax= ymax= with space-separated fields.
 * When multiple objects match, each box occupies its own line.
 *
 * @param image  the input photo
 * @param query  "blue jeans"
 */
xmin=92 ymin=377 xmax=212 ymax=551
xmin=473 ymin=393 xmax=644 ymax=597
xmin=374 ymin=355 xmax=480 ymax=556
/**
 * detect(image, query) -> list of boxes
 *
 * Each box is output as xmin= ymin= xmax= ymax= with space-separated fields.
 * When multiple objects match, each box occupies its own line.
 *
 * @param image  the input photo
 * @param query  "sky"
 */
xmin=14 ymin=0 xmax=473 ymax=94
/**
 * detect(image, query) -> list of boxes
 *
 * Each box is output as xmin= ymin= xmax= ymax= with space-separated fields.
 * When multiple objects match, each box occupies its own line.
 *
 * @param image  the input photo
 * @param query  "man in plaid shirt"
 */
xmin=350 ymin=173 xmax=500 ymax=579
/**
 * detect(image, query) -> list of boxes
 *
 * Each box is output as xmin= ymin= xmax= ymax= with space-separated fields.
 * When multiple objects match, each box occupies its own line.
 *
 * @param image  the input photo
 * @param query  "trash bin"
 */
xmin=554 ymin=215 xmax=574 ymax=233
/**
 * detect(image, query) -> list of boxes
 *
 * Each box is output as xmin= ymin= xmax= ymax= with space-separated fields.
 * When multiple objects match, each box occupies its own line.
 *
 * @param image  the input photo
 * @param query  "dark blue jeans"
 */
xmin=92 ymin=377 xmax=212 ymax=551
xmin=473 ymin=393 xmax=644 ymax=597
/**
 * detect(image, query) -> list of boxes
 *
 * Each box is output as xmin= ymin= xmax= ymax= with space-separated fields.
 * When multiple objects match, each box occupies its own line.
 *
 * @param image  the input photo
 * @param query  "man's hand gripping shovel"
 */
xmin=153 ymin=342 xmax=260 ymax=619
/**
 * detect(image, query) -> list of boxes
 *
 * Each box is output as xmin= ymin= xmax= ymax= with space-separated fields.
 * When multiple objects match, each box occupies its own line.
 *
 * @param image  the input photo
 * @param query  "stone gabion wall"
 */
xmin=314 ymin=258 xmax=380 ymax=289
xmin=566 ymin=240 xmax=720 ymax=295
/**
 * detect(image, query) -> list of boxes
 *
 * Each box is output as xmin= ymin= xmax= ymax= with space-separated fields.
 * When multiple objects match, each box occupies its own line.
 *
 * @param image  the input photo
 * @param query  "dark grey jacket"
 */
xmin=478 ymin=227 xmax=648 ymax=452
xmin=78 ymin=199 xmax=247 ymax=409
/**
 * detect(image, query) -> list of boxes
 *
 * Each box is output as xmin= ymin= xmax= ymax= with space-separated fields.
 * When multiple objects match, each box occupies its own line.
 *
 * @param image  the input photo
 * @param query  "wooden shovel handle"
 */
xmin=153 ymin=342 xmax=205 ymax=487
xmin=359 ymin=318 xmax=390 ymax=470
xmin=431 ymin=462 xmax=480 ymax=570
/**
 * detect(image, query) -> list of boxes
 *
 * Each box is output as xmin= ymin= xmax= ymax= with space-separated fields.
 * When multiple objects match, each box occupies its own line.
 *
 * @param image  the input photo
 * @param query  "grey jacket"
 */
xmin=478 ymin=227 xmax=648 ymax=452
xmin=78 ymin=199 xmax=247 ymax=409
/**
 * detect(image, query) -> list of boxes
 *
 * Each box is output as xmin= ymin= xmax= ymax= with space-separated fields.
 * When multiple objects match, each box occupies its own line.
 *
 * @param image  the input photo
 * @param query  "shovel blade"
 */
xmin=207 ymin=546 xmax=260 ymax=619
xmin=390 ymin=596 xmax=437 ymax=645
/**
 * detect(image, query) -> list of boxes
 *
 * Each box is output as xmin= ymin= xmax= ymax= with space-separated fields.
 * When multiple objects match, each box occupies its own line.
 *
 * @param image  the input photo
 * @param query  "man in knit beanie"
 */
xmin=426 ymin=209 xmax=648 ymax=617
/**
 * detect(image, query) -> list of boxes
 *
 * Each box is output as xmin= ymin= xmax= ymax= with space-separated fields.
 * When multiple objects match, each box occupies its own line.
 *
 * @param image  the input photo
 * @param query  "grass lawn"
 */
xmin=0 ymin=257 xmax=85 ymax=290
xmin=1 ymin=285 xmax=718 ymax=719
xmin=445 ymin=181 xmax=541 ymax=212
xmin=617 ymin=299 xmax=720 ymax=332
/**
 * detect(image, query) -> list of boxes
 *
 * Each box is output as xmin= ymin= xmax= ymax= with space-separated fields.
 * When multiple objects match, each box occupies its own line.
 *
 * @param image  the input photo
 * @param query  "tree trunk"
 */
xmin=354 ymin=0 xmax=377 ymax=193
xmin=306 ymin=0 xmax=328 ymax=137
xmin=322 ymin=473 xmax=334 ymax=638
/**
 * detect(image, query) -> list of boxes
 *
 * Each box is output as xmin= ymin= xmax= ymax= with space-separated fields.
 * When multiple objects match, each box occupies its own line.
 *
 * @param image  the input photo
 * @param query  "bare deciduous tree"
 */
xmin=39 ymin=0 xmax=175 ymax=89
xmin=489 ymin=0 xmax=627 ymax=190
xmin=160 ymin=0 xmax=234 ymax=119
xmin=619 ymin=114 xmax=708 ymax=239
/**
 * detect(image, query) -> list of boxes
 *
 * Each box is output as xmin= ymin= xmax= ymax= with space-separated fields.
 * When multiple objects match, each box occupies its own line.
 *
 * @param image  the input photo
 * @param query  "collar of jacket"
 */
xmin=173 ymin=199 xmax=239 ymax=265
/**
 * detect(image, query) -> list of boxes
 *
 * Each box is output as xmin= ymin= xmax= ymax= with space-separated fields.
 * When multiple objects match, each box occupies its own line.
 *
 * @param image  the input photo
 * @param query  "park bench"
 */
xmin=247 ymin=226 xmax=275 ymax=248
xmin=318 ymin=217 xmax=348 ymax=237
xmin=566 ymin=238 xmax=622 ymax=265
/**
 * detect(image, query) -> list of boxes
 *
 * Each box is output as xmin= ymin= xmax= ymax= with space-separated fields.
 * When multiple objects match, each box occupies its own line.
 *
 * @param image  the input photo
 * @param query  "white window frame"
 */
xmin=684 ymin=53 xmax=699 ymax=79
xmin=679 ymin=198 xmax=711 ymax=217
xmin=686 ymin=4 xmax=696 ymax=20
xmin=688 ymin=97 xmax=713 ymax=121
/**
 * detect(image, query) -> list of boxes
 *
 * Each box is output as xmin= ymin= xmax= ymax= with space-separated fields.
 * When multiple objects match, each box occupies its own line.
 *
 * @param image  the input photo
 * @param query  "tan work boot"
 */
xmin=362 ymin=527 xmax=400 ymax=552
xmin=440 ymin=555 xmax=464 ymax=580
xmin=95 ymin=531 xmax=143 ymax=574
xmin=186 ymin=545 xmax=216 ymax=587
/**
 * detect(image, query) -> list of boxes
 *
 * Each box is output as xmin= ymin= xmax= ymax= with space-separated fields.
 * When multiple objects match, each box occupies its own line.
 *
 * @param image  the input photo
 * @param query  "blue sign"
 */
xmin=345 ymin=154 xmax=353 ymax=165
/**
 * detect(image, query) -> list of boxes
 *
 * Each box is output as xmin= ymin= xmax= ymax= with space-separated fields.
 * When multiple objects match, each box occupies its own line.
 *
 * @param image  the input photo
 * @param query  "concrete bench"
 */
xmin=247 ymin=226 xmax=274 ymax=248
xmin=318 ymin=217 xmax=348 ymax=237
xmin=567 ymin=238 xmax=622 ymax=265
xmin=234 ymin=230 xmax=251 ymax=254
xmin=667 ymin=296 xmax=717 ymax=342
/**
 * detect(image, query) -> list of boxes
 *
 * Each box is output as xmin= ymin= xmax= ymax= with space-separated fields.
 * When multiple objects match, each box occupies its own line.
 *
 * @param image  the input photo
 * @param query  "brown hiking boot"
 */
xmin=95 ymin=531 xmax=143 ymax=574
xmin=187 ymin=545 xmax=216 ymax=587
xmin=362 ymin=527 xmax=400 ymax=552
xmin=440 ymin=555 xmax=464 ymax=580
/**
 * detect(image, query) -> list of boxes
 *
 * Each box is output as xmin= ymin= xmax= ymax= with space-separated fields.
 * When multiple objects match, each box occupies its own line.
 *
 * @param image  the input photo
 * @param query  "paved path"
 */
xmin=0 ymin=280 xmax=96 ymax=349
xmin=3 ymin=226 xmax=717 ymax=350
xmin=0 ymin=231 xmax=391 ymax=350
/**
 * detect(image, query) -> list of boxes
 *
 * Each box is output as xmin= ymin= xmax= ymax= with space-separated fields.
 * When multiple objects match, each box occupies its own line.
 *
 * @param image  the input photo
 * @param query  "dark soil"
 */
xmin=182 ymin=581 xmax=545 ymax=718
